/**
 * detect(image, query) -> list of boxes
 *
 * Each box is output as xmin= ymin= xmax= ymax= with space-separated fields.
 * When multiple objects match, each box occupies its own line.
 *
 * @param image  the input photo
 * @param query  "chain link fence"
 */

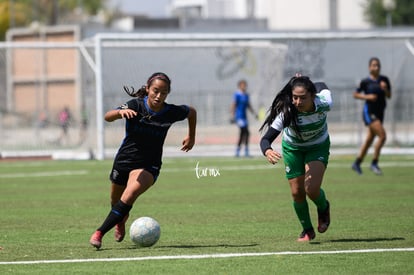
xmin=1 ymin=31 xmax=413 ymax=159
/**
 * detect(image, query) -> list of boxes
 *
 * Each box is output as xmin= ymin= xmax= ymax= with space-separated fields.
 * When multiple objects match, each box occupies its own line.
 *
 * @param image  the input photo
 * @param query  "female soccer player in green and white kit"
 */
xmin=260 ymin=75 xmax=331 ymax=242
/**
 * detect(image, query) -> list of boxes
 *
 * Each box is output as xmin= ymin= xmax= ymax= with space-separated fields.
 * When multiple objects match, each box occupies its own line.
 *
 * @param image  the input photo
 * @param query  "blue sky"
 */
xmin=108 ymin=0 xmax=171 ymax=17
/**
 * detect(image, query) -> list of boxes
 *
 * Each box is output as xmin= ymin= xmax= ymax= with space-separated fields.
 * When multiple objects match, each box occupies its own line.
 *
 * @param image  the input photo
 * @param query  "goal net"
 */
xmin=95 ymin=34 xmax=288 ymax=159
xmin=1 ymin=31 xmax=414 ymax=159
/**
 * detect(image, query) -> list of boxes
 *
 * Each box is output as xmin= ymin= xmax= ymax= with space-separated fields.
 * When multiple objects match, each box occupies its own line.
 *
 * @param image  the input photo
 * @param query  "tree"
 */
xmin=0 ymin=0 xmax=107 ymax=41
xmin=364 ymin=0 xmax=414 ymax=26
xmin=0 ymin=1 xmax=31 ymax=40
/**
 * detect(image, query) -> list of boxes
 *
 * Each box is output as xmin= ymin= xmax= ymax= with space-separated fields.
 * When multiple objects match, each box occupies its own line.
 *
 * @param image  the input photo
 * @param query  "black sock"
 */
xmin=97 ymin=200 xmax=132 ymax=235
xmin=355 ymin=157 xmax=362 ymax=165
xmin=372 ymin=159 xmax=378 ymax=165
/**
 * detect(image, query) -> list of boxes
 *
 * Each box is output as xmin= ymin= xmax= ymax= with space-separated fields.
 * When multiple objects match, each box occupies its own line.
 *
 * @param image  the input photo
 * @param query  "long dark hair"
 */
xmin=369 ymin=57 xmax=381 ymax=67
xmin=123 ymin=72 xmax=171 ymax=98
xmin=259 ymin=76 xmax=317 ymax=137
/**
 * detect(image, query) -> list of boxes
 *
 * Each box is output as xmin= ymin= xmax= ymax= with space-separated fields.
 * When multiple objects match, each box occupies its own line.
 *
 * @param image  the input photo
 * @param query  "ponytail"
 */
xmin=123 ymin=72 xmax=171 ymax=99
xmin=123 ymin=85 xmax=147 ymax=98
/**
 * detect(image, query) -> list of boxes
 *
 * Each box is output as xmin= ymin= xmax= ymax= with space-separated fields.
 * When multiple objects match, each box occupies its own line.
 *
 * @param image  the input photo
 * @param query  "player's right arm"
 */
xmin=260 ymin=127 xmax=282 ymax=165
xmin=353 ymin=80 xmax=377 ymax=102
xmin=230 ymin=94 xmax=237 ymax=122
xmin=105 ymin=101 xmax=138 ymax=122
xmin=353 ymin=91 xmax=377 ymax=102
xmin=104 ymin=109 xmax=137 ymax=122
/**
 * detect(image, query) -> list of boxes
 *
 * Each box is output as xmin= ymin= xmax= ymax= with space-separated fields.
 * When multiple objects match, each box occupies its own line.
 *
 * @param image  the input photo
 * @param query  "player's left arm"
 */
xmin=315 ymin=82 xmax=333 ymax=108
xmin=246 ymin=93 xmax=258 ymax=119
xmin=247 ymin=102 xmax=258 ymax=119
xmin=181 ymin=106 xmax=197 ymax=152
xmin=380 ymin=77 xmax=391 ymax=99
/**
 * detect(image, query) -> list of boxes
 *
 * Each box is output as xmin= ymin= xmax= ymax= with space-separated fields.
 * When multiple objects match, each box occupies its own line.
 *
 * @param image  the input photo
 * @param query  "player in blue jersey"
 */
xmin=90 ymin=72 xmax=197 ymax=249
xmin=231 ymin=79 xmax=257 ymax=157
xmin=260 ymin=75 xmax=332 ymax=242
xmin=352 ymin=57 xmax=391 ymax=175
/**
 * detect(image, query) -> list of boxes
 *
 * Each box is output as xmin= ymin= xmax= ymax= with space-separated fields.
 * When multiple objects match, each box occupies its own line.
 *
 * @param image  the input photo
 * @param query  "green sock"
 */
xmin=293 ymin=200 xmax=313 ymax=230
xmin=312 ymin=188 xmax=328 ymax=212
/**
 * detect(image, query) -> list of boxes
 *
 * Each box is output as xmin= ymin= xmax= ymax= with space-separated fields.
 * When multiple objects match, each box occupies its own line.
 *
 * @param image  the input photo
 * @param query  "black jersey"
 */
xmin=113 ymin=97 xmax=189 ymax=170
xmin=356 ymin=75 xmax=391 ymax=115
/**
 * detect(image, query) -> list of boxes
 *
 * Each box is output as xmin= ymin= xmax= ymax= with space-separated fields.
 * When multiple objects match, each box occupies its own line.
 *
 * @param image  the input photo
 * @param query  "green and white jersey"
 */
xmin=270 ymin=89 xmax=332 ymax=147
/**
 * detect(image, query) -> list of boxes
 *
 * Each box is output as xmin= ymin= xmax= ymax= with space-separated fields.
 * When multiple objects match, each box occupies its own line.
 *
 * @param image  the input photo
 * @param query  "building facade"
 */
xmin=169 ymin=0 xmax=371 ymax=30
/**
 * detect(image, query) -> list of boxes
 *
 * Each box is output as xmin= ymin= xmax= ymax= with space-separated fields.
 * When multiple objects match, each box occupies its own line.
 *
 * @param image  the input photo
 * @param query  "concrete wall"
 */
xmin=6 ymin=26 xmax=80 ymax=124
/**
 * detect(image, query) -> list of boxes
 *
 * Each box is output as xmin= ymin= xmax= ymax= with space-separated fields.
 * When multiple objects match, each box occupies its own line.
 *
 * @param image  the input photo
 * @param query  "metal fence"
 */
xmin=1 ymin=30 xmax=413 ymax=159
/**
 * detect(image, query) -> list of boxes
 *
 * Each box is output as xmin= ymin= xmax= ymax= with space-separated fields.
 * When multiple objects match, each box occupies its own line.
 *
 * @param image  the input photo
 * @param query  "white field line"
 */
xmin=1 ymin=247 xmax=413 ymax=265
xmin=0 ymin=170 xmax=88 ymax=178
xmin=2 ymin=161 xmax=413 ymax=177
xmin=162 ymin=161 xmax=414 ymax=173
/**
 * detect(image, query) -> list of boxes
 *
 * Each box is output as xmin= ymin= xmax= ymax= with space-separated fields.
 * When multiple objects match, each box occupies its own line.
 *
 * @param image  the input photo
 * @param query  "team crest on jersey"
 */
xmin=111 ymin=169 xmax=119 ymax=180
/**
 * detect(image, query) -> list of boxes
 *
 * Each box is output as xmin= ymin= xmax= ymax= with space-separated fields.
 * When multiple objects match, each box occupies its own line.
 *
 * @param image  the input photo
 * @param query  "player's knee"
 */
xmin=378 ymin=131 xmax=386 ymax=142
xmin=291 ymin=188 xmax=306 ymax=201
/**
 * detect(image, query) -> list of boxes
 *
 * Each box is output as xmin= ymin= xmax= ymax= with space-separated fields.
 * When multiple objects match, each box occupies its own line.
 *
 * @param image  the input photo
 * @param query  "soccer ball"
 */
xmin=129 ymin=217 xmax=161 ymax=247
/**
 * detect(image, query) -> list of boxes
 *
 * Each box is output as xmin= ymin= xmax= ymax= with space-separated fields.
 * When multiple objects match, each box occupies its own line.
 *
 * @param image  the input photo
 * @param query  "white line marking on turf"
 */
xmin=1 ymin=247 xmax=413 ymax=265
xmin=162 ymin=161 xmax=414 ymax=173
xmin=0 ymin=170 xmax=88 ymax=178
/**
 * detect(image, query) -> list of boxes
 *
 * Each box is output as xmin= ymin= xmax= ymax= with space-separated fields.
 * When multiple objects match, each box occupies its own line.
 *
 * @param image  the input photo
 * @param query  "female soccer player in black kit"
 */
xmin=90 ymin=72 xmax=197 ymax=249
xmin=352 ymin=57 xmax=391 ymax=175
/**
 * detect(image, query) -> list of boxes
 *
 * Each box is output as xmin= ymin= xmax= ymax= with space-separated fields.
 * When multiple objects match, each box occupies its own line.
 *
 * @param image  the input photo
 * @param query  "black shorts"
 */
xmin=363 ymin=105 xmax=384 ymax=126
xmin=109 ymin=165 xmax=160 ymax=186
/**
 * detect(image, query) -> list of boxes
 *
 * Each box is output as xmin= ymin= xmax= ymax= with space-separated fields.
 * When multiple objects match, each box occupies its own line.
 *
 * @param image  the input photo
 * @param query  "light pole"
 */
xmin=382 ymin=0 xmax=396 ymax=29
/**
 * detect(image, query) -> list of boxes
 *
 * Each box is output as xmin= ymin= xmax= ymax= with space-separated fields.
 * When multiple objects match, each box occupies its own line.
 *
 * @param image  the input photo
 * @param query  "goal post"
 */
xmin=1 ymin=30 xmax=414 ymax=160
xmin=92 ymin=33 xmax=288 ymax=160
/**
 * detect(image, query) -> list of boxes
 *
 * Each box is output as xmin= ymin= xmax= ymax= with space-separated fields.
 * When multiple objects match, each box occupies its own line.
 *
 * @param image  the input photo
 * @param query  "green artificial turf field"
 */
xmin=0 ymin=155 xmax=413 ymax=274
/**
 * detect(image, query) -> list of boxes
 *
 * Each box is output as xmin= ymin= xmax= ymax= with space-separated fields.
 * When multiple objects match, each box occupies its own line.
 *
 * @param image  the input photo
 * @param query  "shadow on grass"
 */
xmin=92 ymin=243 xmax=258 ymax=252
xmin=120 ymin=243 xmax=260 ymax=250
xmin=155 ymin=243 xmax=259 ymax=249
xmin=329 ymin=237 xmax=405 ymax=243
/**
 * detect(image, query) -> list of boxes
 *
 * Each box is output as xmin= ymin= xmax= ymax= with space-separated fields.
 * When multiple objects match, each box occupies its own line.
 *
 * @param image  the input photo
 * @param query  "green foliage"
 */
xmin=59 ymin=0 xmax=104 ymax=15
xmin=0 ymin=155 xmax=413 ymax=274
xmin=0 ymin=1 xmax=31 ymax=40
xmin=0 ymin=0 xmax=107 ymax=41
xmin=364 ymin=0 xmax=414 ymax=26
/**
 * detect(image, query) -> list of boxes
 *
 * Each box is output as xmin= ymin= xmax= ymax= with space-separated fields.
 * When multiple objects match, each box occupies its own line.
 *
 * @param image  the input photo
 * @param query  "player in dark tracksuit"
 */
xmin=352 ymin=57 xmax=391 ymax=175
xmin=90 ymin=72 xmax=197 ymax=249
